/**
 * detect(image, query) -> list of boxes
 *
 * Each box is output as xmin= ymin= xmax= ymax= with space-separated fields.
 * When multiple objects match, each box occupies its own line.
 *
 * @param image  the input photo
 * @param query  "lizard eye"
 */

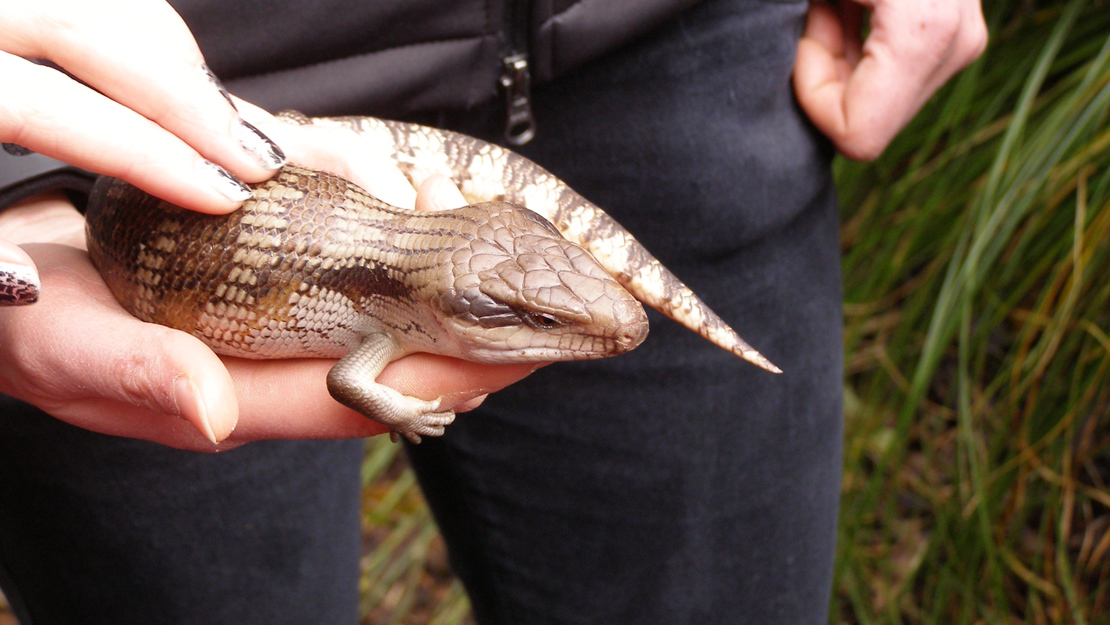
xmin=521 ymin=310 xmax=565 ymax=330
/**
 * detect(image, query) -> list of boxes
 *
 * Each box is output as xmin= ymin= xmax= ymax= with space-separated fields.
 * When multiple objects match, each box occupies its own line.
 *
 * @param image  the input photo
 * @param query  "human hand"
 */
xmin=0 ymin=0 xmax=286 ymax=214
xmin=793 ymin=0 xmax=988 ymax=161
xmin=0 ymin=118 xmax=538 ymax=451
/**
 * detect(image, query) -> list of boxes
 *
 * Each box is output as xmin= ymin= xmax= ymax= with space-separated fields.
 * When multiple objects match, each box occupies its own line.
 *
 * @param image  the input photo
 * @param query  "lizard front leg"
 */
xmin=326 ymin=332 xmax=455 ymax=443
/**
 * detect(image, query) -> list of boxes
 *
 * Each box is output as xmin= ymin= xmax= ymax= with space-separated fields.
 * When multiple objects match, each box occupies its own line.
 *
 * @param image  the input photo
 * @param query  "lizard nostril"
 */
xmin=616 ymin=318 xmax=649 ymax=351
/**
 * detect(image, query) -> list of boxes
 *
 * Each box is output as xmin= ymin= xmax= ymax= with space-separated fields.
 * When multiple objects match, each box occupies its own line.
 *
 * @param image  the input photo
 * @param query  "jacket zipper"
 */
xmin=499 ymin=1 xmax=536 ymax=145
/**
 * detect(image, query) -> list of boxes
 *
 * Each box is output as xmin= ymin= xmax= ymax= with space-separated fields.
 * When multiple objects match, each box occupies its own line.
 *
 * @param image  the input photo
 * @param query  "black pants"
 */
xmin=0 ymin=1 xmax=841 ymax=623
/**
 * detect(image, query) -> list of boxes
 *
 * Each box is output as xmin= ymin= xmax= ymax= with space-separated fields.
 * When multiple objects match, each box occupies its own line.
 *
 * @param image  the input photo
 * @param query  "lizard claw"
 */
xmin=389 ymin=408 xmax=456 ymax=444
xmin=327 ymin=335 xmax=461 ymax=444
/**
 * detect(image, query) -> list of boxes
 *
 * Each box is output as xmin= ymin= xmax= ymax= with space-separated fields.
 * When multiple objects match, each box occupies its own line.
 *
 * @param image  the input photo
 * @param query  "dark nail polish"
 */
xmin=198 ymin=160 xmax=253 ymax=202
xmin=2 ymin=143 xmax=33 ymax=157
xmin=235 ymin=119 xmax=286 ymax=170
xmin=0 ymin=262 xmax=40 ymax=305
xmin=200 ymin=62 xmax=237 ymax=111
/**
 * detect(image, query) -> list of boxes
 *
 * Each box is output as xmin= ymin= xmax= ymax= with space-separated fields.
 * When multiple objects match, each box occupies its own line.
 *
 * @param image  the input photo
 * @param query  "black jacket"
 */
xmin=0 ymin=1 xmax=702 ymax=207
xmin=173 ymin=0 xmax=701 ymax=117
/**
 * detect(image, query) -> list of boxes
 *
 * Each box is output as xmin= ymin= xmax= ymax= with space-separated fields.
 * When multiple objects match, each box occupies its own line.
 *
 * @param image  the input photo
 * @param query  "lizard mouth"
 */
xmin=460 ymin=316 xmax=649 ymax=364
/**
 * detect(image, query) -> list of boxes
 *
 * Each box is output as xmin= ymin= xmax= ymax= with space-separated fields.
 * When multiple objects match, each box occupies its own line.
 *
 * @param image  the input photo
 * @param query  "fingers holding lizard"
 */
xmin=0 ymin=0 xmax=286 ymax=214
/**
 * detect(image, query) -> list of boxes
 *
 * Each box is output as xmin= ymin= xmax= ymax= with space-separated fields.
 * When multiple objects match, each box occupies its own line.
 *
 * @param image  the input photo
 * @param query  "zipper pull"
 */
xmin=500 ymin=52 xmax=536 ymax=146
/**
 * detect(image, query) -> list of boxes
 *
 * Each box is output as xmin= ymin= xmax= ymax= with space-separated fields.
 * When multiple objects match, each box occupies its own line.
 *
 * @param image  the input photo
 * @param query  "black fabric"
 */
xmin=172 ymin=0 xmax=701 ymax=117
xmin=0 ymin=151 xmax=96 ymax=212
xmin=0 ymin=168 xmax=96 ymax=213
xmin=0 ymin=398 xmax=365 ymax=625
xmin=404 ymin=1 xmax=843 ymax=624
xmin=527 ymin=0 xmax=702 ymax=83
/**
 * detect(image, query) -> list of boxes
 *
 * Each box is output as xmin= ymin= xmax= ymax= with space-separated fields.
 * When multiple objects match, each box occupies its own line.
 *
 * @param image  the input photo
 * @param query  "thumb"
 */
xmin=415 ymin=174 xmax=468 ymax=212
xmin=1 ymin=243 xmax=239 ymax=445
xmin=59 ymin=323 xmax=241 ymax=445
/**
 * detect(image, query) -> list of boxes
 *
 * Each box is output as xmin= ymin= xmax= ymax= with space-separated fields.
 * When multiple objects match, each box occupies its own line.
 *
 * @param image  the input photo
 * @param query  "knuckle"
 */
xmin=111 ymin=327 xmax=183 ymax=411
xmin=838 ymin=132 xmax=887 ymax=162
xmin=4 ymin=66 xmax=62 ymax=137
xmin=29 ymin=9 xmax=111 ymax=58
xmin=964 ymin=17 xmax=989 ymax=62
xmin=913 ymin=1 xmax=988 ymax=67
xmin=0 ymin=109 xmax=28 ymax=148
xmin=919 ymin=2 xmax=963 ymax=44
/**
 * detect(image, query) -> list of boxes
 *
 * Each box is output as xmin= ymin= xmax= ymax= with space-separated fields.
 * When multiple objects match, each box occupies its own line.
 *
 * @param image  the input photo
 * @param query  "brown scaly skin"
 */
xmin=86 ymin=165 xmax=648 ymax=441
xmin=86 ymin=114 xmax=778 ymax=440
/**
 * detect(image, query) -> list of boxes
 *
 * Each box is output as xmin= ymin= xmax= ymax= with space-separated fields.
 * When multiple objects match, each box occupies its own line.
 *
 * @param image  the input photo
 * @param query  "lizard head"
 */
xmin=435 ymin=202 xmax=648 ymax=363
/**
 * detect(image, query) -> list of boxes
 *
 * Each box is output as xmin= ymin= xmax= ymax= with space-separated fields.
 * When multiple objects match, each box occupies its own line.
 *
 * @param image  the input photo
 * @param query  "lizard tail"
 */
xmin=305 ymin=114 xmax=780 ymax=373
xmin=550 ymin=197 xmax=781 ymax=374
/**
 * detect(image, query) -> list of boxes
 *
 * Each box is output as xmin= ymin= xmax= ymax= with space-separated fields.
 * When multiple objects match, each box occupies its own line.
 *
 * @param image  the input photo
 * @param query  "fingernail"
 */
xmin=198 ymin=159 xmax=253 ymax=202
xmin=2 ymin=143 xmax=33 ymax=156
xmin=199 ymin=62 xmax=237 ymax=111
xmin=455 ymin=394 xmax=489 ymax=413
xmin=199 ymin=63 xmax=286 ymax=172
xmin=234 ymin=119 xmax=286 ymax=170
xmin=0 ymin=262 xmax=39 ymax=306
xmin=174 ymin=376 xmax=218 ymax=444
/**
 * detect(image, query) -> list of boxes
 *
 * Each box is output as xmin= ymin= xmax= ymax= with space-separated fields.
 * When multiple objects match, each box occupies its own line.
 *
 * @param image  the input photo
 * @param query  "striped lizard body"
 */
xmin=85 ymin=114 xmax=777 ymax=442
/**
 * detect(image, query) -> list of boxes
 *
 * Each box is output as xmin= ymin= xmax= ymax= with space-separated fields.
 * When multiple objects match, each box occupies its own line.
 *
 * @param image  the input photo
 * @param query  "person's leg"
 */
xmin=406 ymin=1 xmax=843 ymax=624
xmin=0 ymin=397 xmax=364 ymax=625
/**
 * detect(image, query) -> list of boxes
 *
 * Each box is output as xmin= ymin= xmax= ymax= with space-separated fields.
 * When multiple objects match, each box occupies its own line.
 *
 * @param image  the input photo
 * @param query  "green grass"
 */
xmin=836 ymin=0 xmax=1110 ymax=622
xmin=357 ymin=1 xmax=1110 ymax=623
xmin=358 ymin=437 xmax=473 ymax=625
